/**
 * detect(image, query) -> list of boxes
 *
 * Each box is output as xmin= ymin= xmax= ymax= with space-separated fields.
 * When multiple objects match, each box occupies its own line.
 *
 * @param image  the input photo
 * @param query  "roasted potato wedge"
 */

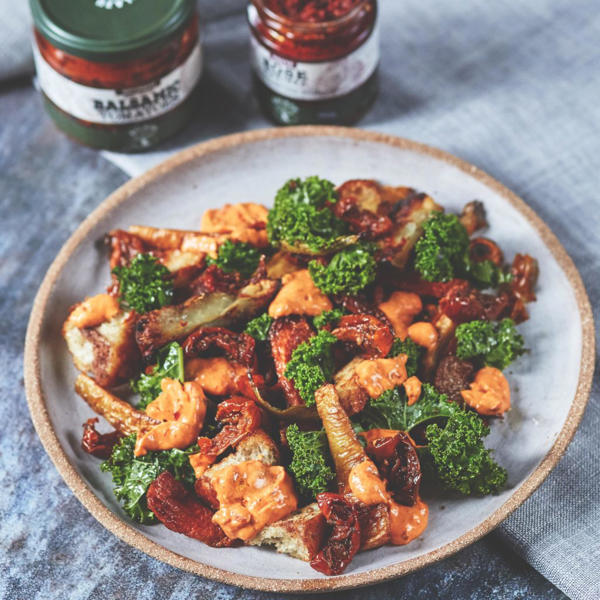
xmin=380 ymin=194 xmax=442 ymax=268
xmin=315 ymin=384 xmax=367 ymax=491
xmin=75 ymin=374 xmax=160 ymax=435
xmin=135 ymin=279 xmax=279 ymax=361
xmin=128 ymin=225 xmax=225 ymax=257
xmin=333 ymin=357 xmax=370 ymax=416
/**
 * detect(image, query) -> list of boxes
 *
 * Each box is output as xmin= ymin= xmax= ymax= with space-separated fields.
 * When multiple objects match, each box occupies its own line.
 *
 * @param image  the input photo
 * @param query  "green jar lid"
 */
xmin=30 ymin=0 xmax=195 ymax=60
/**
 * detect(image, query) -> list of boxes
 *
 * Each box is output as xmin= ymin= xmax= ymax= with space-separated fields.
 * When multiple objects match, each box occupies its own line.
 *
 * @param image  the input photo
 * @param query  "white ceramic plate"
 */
xmin=25 ymin=127 xmax=594 ymax=593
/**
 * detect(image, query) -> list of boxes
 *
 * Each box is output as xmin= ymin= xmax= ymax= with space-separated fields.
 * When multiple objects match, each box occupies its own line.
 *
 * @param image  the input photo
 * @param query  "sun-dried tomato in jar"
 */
xmin=247 ymin=0 xmax=379 ymax=125
xmin=30 ymin=0 xmax=202 ymax=152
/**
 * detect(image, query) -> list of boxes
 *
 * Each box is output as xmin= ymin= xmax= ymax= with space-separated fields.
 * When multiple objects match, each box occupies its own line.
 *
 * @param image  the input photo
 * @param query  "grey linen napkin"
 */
xmin=5 ymin=0 xmax=599 ymax=598
xmin=0 ymin=2 xmax=33 ymax=81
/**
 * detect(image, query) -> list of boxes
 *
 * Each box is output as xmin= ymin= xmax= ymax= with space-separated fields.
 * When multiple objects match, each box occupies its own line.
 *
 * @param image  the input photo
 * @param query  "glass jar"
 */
xmin=247 ymin=0 xmax=378 ymax=125
xmin=30 ymin=0 xmax=202 ymax=152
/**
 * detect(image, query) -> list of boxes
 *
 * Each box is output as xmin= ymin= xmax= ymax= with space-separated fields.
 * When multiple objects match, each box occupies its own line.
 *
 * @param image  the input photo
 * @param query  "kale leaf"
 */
xmin=244 ymin=312 xmax=274 ymax=341
xmin=455 ymin=318 xmax=525 ymax=369
xmin=266 ymin=176 xmax=348 ymax=253
xmin=426 ymin=410 xmax=507 ymax=495
xmin=414 ymin=212 xmax=470 ymax=282
xmin=100 ymin=434 xmax=197 ymax=523
xmin=286 ymin=424 xmax=335 ymax=500
xmin=112 ymin=253 xmax=174 ymax=314
xmin=284 ymin=330 xmax=337 ymax=406
xmin=357 ymin=383 xmax=458 ymax=432
xmin=312 ymin=307 xmax=347 ymax=329
xmin=308 ymin=243 xmax=377 ymax=295
xmin=131 ymin=342 xmax=184 ymax=410
xmin=464 ymin=258 xmax=513 ymax=288
xmin=206 ymin=239 xmax=261 ymax=278
xmin=388 ymin=337 xmax=423 ymax=377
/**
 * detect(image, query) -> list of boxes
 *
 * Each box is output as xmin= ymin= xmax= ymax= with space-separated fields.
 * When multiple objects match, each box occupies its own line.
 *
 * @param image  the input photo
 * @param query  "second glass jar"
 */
xmin=247 ymin=0 xmax=379 ymax=125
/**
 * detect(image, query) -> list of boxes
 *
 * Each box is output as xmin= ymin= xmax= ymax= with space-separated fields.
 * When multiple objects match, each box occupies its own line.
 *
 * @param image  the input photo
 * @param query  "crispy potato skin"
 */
xmin=74 ymin=374 xmax=160 ymax=435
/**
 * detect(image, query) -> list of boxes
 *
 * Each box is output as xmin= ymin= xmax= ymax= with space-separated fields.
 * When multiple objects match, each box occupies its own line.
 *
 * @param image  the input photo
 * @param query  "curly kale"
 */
xmin=284 ymin=330 xmax=337 ymax=406
xmin=266 ymin=176 xmax=349 ymax=253
xmin=286 ymin=424 xmax=335 ymax=500
xmin=206 ymin=239 xmax=261 ymax=278
xmin=112 ymin=253 xmax=173 ymax=314
xmin=414 ymin=211 xmax=511 ymax=288
xmin=426 ymin=410 xmax=507 ymax=495
xmin=455 ymin=318 xmax=525 ymax=369
xmin=414 ymin=212 xmax=470 ymax=282
xmin=388 ymin=337 xmax=423 ymax=377
xmin=100 ymin=434 xmax=197 ymax=523
xmin=312 ymin=307 xmax=347 ymax=329
xmin=308 ymin=243 xmax=377 ymax=295
xmin=244 ymin=312 xmax=274 ymax=341
xmin=130 ymin=342 xmax=184 ymax=410
xmin=356 ymin=381 xmax=507 ymax=496
xmin=464 ymin=258 xmax=513 ymax=288
xmin=357 ymin=383 xmax=458 ymax=432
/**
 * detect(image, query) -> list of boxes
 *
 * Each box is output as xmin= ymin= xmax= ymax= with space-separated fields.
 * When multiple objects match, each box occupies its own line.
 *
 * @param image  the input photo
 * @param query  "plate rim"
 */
xmin=24 ymin=125 xmax=595 ymax=593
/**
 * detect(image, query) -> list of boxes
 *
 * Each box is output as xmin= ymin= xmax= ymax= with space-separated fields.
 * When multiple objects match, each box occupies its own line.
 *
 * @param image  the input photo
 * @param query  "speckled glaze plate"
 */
xmin=24 ymin=127 xmax=594 ymax=593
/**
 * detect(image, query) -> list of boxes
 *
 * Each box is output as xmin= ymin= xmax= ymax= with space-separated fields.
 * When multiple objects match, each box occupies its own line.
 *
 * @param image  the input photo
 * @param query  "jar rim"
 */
xmin=250 ymin=0 xmax=373 ymax=32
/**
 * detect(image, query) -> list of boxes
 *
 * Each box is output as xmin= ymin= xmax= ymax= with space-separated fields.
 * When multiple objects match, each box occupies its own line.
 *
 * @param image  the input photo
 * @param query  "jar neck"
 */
xmin=35 ymin=16 xmax=198 ymax=88
xmin=248 ymin=0 xmax=377 ymax=62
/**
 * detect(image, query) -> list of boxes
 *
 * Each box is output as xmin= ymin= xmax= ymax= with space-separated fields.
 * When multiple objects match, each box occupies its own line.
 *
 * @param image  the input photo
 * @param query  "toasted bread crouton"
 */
xmin=195 ymin=430 xmax=281 ymax=508
xmin=206 ymin=430 xmax=280 ymax=477
xmin=63 ymin=308 xmax=139 ymax=388
xmin=249 ymin=503 xmax=325 ymax=561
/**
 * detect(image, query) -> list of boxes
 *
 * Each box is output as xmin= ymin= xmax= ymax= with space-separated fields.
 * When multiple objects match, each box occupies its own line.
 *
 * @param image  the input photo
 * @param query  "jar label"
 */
xmin=33 ymin=43 xmax=202 ymax=125
xmin=250 ymin=25 xmax=379 ymax=101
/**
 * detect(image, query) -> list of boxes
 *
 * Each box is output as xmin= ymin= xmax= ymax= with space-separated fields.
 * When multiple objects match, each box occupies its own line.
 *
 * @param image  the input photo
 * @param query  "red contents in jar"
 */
xmin=266 ymin=0 xmax=360 ymax=21
xmin=251 ymin=0 xmax=376 ymax=62
xmin=34 ymin=17 xmax=198 ymax=89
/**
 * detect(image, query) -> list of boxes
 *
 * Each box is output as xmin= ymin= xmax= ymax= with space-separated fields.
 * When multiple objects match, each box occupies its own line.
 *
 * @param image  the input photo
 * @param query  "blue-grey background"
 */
xmin=1 ymin=1 xmax=598 ymax=599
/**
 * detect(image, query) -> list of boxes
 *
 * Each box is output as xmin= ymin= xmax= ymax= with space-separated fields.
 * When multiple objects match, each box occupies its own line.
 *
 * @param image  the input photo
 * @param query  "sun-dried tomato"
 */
xmin=183 ymin=327 xmax=257 ymax=369
xmin=334 ymin=294 xmax=395 ymax=332
xmin=81 ymin=418 xmax=122 ymax=459
xmin=397 ymin=274 xmax=470 ymax=299
xmin=438 ymin=282 xmax=510 ymax=324
xmin=433 ymin=355 xmax=475 ymax=404
xmin=188 ymin=264 xmax=243 ymax=296
xmin=310 ymin=492 xmax=361 ymax=575
xmin=146 ymin=471 xmax=236 ymax=547
xmin=510 ymin=253 xmax=539 ymax=303
xmin=469 ymin=237 xmax=503 ymax=266
xmin=195 ymin=396 xmax=262 ymax=465
xmin=332 ymin=194 xmax=393 ymax=240
xmin=365 ymin=432 xmax=421 ymax=506
xmin=269 ymin=316 xmax=315 ymax=406
xmin=332 ymin=313 xmax=393 ymax=358
xmin=106 ymin=230 xmax=147 ymax=271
